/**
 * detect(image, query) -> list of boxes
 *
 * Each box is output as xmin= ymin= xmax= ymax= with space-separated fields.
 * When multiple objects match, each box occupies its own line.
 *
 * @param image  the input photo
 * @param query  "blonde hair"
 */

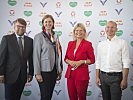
xmin=73 ymin=23 xmax=87 ymax=40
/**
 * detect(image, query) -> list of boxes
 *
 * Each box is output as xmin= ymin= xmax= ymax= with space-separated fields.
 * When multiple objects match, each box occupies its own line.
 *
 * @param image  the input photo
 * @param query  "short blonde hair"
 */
xmin=73 ymin=23 xmax=87 ymax=40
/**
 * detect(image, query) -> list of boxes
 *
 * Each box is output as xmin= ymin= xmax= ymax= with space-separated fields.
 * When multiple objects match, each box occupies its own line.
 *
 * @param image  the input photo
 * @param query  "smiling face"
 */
xmin=105 ymin=21 xmax=118 ymax=39
xmin=14 ymin=18 xmax=27 ymax=36
xmin=42 ymin=15 xmax=54 ymax=32
xmin=43 ymin=17 xmax=54 ymax=31
xmin=74 ymin=27 xmax=85 ymax=39
xmin=73 ymin=23 xmax=86 ymax=40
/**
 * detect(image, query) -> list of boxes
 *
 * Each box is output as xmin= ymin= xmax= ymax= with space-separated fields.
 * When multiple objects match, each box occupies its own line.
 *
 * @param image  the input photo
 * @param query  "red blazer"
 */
xmin=64 ymin=39 xmax=95 ymax=80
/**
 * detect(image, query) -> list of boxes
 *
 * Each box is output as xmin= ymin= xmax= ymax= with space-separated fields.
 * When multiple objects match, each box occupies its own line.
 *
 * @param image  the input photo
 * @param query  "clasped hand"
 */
xmin=69 ymin=60 xmax=83 ymax=70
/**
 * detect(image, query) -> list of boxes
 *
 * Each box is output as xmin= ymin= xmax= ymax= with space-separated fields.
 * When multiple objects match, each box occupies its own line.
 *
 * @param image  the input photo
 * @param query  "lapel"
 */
xmin=41 ymin=31 xmax=56 ymax=45
xmin=74 ymin=39 xmax=85 ymax=58
xmin=23 ymin=36 xmax=28 ymax=58
xmin=11 ymin=33 xmax=22 ymax=57
xmin=69 ymin=41 xmax=76 ymax=60
xmin=41 ymin=31 xmax=53 ymax=45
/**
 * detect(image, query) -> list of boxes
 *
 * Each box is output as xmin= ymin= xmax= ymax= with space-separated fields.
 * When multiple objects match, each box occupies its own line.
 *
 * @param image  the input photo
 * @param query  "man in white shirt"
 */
xmin=96 ymin=21 xmax=130 ymax=100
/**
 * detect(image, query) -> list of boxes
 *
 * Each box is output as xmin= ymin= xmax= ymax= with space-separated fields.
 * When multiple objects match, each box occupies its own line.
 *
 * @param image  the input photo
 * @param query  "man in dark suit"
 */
xmin=0 ymin=18 xmax=34 ymax=100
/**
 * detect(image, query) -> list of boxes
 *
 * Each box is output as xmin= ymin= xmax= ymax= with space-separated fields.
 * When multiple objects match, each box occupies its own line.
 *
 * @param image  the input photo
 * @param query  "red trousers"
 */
xmin=67 ymin=78 xmax=89 ymax=100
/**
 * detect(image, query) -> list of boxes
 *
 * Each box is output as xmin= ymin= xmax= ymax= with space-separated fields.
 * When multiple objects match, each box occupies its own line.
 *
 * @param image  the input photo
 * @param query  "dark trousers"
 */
xmin=4 ymin=72 xmax=26 ymax=100
xmin=100 ymin=72 xmax=122 ymax=100
xmin=38 ymin=67 xmax=57 ymax=100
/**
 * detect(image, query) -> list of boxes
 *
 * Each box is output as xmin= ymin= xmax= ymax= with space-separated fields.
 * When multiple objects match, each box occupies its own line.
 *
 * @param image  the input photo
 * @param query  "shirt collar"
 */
xmin=107 ymin=35 xmax=117 ymax=42
xmin=15 ymin=33 xmax=24 ymax=39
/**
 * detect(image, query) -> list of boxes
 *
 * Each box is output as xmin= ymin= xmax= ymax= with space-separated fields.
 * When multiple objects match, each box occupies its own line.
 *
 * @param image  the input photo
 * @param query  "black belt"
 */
xmin=101 ymin=71 xmax=122 ymax=76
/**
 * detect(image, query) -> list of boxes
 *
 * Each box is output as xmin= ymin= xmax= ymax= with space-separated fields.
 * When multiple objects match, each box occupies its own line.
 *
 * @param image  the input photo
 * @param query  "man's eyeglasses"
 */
xmin=16 ymin=25 xmax=26 ymax=29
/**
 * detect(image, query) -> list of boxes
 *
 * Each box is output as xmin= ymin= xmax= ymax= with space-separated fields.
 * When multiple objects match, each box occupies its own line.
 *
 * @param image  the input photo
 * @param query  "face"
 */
xmin=74 ymin=27 xmax=85 ymax=39
xmin=14 ymin=22 xmax=26 ymax=36
xmin=105 ymin=22 xmax=117 ymax=38
xmin=43 ymin=17 xmax=54 ymax=31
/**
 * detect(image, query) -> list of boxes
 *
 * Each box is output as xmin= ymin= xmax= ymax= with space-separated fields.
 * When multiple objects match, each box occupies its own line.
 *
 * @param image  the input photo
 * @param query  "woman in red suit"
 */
xmin=64 ymin=23 xmax=95 ymax=100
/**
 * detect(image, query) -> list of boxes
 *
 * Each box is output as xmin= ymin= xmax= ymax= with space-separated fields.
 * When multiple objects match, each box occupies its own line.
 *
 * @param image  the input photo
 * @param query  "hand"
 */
xmin=70 ymin=60 xmax=84 ymax=70
xmin=35 ymin=74 xmax=43 ymax=82
xmin=68 ymin=60 xmax=75 ymax=67
xmin=96 ymin=77 xmax=101 ymax=87
xmin=73 ymin=60 xmax=84 ymax=70
xmin=120 ymin=79 xmax=128 ymax=90
xmin=0 ymin=75 xmax=4 ymax=83
xmin=67 ymin=59 xmax=84 ymax=70
xmin=56 ymin=73 xmax=62 ymax=81
xmin=27 ymin=75 xmax=33 ymax=82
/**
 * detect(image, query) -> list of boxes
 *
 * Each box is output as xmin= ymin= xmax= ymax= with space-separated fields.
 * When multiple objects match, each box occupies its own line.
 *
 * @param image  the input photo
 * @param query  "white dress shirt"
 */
xmin=96 ymin=36 xmax=130 ymax=72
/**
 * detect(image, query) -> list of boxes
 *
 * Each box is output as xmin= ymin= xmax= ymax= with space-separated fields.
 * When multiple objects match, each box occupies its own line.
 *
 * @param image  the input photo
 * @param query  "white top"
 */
xmin=74 ymin=48 xmax=77 ymax=55
xmin=96 ymin=36 xmax=130 ymax=72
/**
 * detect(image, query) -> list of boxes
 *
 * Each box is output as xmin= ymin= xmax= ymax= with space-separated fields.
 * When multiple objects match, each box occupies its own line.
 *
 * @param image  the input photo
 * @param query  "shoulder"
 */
xmin=117 ymin=38 xmax=127 ymax=42
xmin=53 ymin=31 xmax=59 ymax=40
xmin=34 ymin=32 xmax=43 ymax=38
xmin=66 ymin=41 xmax=74 ymax=48
xmin=2 ymin=33 xmax=15 ymax=39
xmin=34 ymin=32 xmax=44 ymax=41
xmin=83 ymin=39 xmax=92 ymax=46
xmin=116 ymin=38 xmax=128 ymax=46
xmin=25 ymin=35 xmax=33 ymax=39
xmin=115 ymin=37 xmax=127 ymax=43
xmin=84 ymin=39 xmax=91 ymax=44
xmin=5 ymin=33 xmax=14 ymax=37
xmin=68 ymin=41 xmax=74 ymax=45
xmin=24 ymin=35 xmax=33 ymax=42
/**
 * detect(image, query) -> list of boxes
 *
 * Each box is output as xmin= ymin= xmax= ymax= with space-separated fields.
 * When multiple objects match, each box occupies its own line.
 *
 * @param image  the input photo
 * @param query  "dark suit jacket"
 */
xmin=0 ymin=33 xmax=34 ymax=83
xmin=64 ymin=39 xmax=95 ymax=80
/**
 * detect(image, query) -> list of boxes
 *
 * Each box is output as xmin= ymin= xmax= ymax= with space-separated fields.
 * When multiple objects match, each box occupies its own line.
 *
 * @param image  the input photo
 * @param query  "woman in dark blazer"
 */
xmin=64 ymin=23 xmax=95 ymax=100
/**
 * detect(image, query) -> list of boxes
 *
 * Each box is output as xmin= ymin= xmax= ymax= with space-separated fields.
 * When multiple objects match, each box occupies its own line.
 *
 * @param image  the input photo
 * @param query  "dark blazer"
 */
xmin=0 ymin=33 xmax=34 ymax=83
xmin=64 ymin=39 xmax=95 ymax=80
